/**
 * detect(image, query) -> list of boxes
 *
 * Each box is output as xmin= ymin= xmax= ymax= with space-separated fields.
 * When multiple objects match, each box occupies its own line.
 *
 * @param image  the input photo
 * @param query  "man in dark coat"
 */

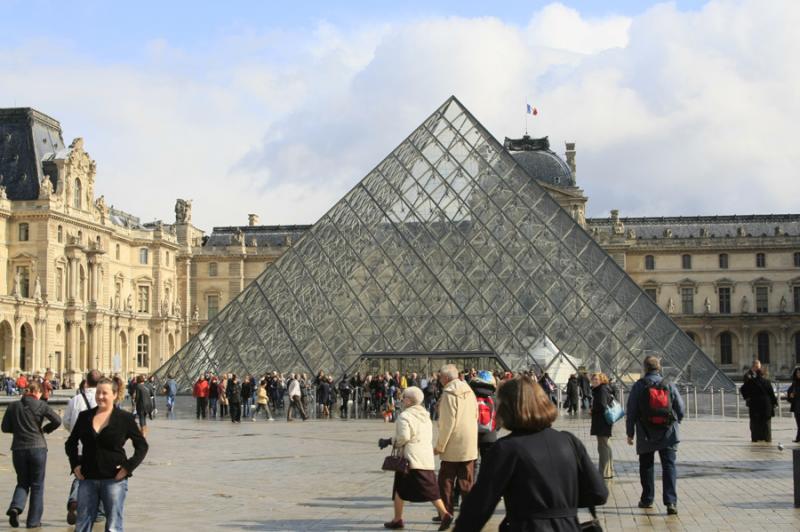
xmin=577 ymin=372 xmax=592 ymax=410
xmin=565 ymin=375 xmax=579 ymax=415
xmin=740 ymin=368 xmax=777 ymax=442
xmin=227 ymin=375 xmax=243 ymax=423
xmin=626 ymin=356 xmax=685 ymax=515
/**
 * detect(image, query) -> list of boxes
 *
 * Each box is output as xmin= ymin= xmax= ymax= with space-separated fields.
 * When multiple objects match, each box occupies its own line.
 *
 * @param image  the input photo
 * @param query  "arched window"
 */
xmin=18 ymin=223 xmax=29 ymax=241
xmin=136 ymin=334 xmax=149 ymax=367
xmin=719 ymin=332 xmax=733 ymax=365
xmin=57 ymin=225 xmax=63 ymax=243
xmin=644 ymin=255 xmax=655 ymax=270
xmin=73 ymin=178 xmax=82 ymax=209
xmin=756 ymin=331 xmax=770 ymax=364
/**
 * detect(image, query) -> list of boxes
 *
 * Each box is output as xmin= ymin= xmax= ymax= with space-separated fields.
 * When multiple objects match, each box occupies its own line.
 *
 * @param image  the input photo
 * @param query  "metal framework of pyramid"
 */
xmin=155 ymin=97 xmax=734 ymax=391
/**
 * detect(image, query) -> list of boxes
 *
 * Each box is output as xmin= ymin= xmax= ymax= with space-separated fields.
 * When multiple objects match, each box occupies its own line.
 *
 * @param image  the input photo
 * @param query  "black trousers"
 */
xmin=196 ymin=397 xmax=208 ymax=419
xmin=749 ymin=412 xmax=772 ymax=442
xmin=230 ymin=402 xmax=241 ymax=422
xmin=794 ymin=411 xmax=800 ymax=441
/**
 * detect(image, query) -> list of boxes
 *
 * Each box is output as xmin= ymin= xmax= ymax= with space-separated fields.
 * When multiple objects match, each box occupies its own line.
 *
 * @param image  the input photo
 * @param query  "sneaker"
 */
xmin=268 ymin=418 xmax=275 ymax=421
xmin=66 ymin=501 xmax=77 ymax=525
xmin=7 ymin=508 xmax=19 ymax=528
xmin=666 ymin=504 xmax=678 ymax=515
xmin=638 ymin=500 xmax=653 ymax=509
xmin=438 ymin=513 xmax=453 ymax=531
xmin=251 ymin=418 xmax=256 ymax=422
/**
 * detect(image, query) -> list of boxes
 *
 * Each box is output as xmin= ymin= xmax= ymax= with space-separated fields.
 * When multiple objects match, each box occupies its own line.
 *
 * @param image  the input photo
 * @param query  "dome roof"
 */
xmin=505 ymin=135 xmax=574 ymax=187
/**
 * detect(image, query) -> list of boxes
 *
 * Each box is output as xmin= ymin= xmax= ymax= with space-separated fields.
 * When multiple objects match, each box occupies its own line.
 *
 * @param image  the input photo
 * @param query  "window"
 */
xmin=73 ymin=178 xmax=82 ymax=209
xmin=136 ymin=334 xmax=149 ymax=367
xmin=756 ymin=331 xmax=770 ymax=364
xmin=718 ymin=253 xmax=728 ymax=269
xmin=137 ymin=285 xmax=150 ymax=313
xmin=139 ymin=248 xmax=148 ymax=265
xmin=681 ymin=287 xmax=694 ymax=314
xmin=718 ymin=287 xmax=731 ymax=314
xmin=719 ymin=332 xmax=733 ymax=365
xmin=644 ymin=255 xmax=655 ymax=270
xmin=165 ymin=251 xmax=170 ymax=266
xmin=207 ymin=294 xmax=219 ymax=319
xmin=795 ymin=252 xmax=800 ymax=268
xmin=755 ymin=286 xmax=769 ymax=313
xmin=682 ymin=254 xmax=692 ymax=270
xmin=96 ymin=236 xmax=101 ymax=248
xmin=209 ymin=262 xmax=218 ymax=277
xmin=56 ymin=267 xmax=63 ymax=302
xmin=15 ymin=266 xmax=30 ymax=298
xmin=795 ymin=286 xmax=800 ymax=313
xmin=116 ymin=244 xmax=120 ymax=260
xmin=756 ymin=253 xmax=766 ymax=268
xmin=18 ymin=223 xmax=29 ymax=241
xmin=57 ymin=225 xmax=63 ymax=243
xmin=644 ymin=288 xmax=657 ymax=301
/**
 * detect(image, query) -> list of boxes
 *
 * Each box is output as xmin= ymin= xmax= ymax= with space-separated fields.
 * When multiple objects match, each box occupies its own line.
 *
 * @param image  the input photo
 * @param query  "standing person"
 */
xmin=41 ymin=371 xmax=53 ymax=403
xmin=192 ymin=375 xmax=209 ymax=419
xmin=743 ymin=358 xmax=761 ymax=382
xmin=241 ymin=375 xmax=253 ymax=419
xmin=434 ymin=364 xmax=478 ymax=523
xmin=2 ymin=381 xmax=61 ymax=528
xmin=286 ymin=374 xmax=308 ymax=421
xmin=740 ymin=366 xmax=778 ymax=442
xmin=625 ymin=356 xmax=685 ymax=515
xmin=379 ymin=387 xmax=452 ymax=530
xmin=538 ymin=372 xmax=557 ymax=405
xmin=565 ymin=374 xmax=579 ymax=415
xmin=65 ymin=377 xmax=149 ymax=532
xmin=62 ymin=369 xmax=102 ymax=526
xmin=133 ymin=376 xmax=153 ymax=436
xmin=590 ymin=373 xmax=615 ymax=479
xmin=208 ymin=375 xmax=220 ymax=419
xmin=218 ymin=376 xmax=229 ymax=419
xmin=468 ymin=371 xmax=498 ymax=462
xmin=164 ymin=374 xmax=177 ymax=415
xmin=227 ymin=375 xmax=242 ymax=423
xmin=787 ymin=367 xmax=800 ymax=443
xmin=318 ymin=377 xmax=331 ymax=419
xmin=577 ymin=371 xmax=592 ymax=410
xmin=454 ymin=376 xmax=608 ymax=531
xmin=146 ymin=376 xmax=158 ymax=418
xmin=338 ymin=374 xmax=352 ymax=419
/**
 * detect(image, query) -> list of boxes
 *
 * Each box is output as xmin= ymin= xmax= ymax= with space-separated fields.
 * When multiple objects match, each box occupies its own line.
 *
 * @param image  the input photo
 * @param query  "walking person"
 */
xmin=133 ymin=375 xmax=152 ymax=437
xmin=577 ymin=371 xmax=592 ymax=410
xmin=625 ymin=356 xmax=685 ymax=515
xmin=2 ymin=381 xmax=61 ymax=528
xmin=163 ymin=374 xmax=177 ymax=416
xmin=740 ymin=366 xmax=778 ymax=442
xmin=453 ymin=375 xmax=608 ymax=531
xmin=227 ymin=374 xmax=242 ymax=423
xmin=379 ymin=387 xmax=452 ymax=530
xmin=590 ymin=372 xmax=615 ymax=479
xmin=338 ymin=374 xmax=352 ymax=419
xmin=193 ymin=375 xmax=209 ymax=419
xmin=286 ymin=374 xmax=308 ymax=421
xmin=565 ymin=374 xmax=579 ymax=415
xmin=434 ymin=364 xmax=478 ymax=524
xmin=787 ymin=367 xmax=800 ymax=443
xmin=317 ymin=376 xmax=331 ymax=419
xmin=65 ymin=377 xmax=149 ymax=532
xmin=468 ymin=371 xmax=498 ymax=462
xmin=253 ymin=380 xmax=274 ymax=421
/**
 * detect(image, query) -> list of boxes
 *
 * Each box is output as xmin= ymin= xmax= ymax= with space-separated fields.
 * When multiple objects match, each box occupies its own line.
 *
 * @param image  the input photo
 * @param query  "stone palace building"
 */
xmin=1 ymin=107 xmax=798 ymax=382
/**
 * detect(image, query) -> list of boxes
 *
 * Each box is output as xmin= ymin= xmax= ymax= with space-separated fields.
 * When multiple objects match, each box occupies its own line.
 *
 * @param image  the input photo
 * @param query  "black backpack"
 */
xmin=638 ymin=379 xmax=675 ymax=428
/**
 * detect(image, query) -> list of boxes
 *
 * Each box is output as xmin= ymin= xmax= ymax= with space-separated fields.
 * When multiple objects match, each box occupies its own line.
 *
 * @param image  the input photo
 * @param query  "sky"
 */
xmin=2 ymin=0 xmax=797 ymax=230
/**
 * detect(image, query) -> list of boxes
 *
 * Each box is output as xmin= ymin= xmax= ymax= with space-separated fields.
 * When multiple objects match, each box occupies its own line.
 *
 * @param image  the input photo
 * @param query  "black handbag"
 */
xmin=381 ymin=447 xmax=409 ymax=474
xmin=568 ymin=435 xmax=604 ymax=532
xmin=579 ymin=507 xmax=602 ymax=532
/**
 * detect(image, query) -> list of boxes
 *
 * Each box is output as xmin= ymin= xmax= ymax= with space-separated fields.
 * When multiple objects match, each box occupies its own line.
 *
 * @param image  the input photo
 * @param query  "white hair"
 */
xmin=402 ymin=386 xmax=424 ymax=406
xmin=440 ymin=364 xmax=459 ymax=382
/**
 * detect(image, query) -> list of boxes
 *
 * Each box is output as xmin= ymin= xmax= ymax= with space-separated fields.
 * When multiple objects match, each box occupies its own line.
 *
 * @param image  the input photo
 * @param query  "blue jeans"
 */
xmin=209 ymin=397 xmax=218 ymax=418
xmin=9 ymin=448 xmax=47 ymax=527
xmin=166 ymin=394 xmax=175 ymax=411
xmin=76 ymin=478 xmax=127 ymax=532
xmin=243 ymin=398 xmax=252 ymax=418
xmin=639 ymin=447 xmax=677 ymax=505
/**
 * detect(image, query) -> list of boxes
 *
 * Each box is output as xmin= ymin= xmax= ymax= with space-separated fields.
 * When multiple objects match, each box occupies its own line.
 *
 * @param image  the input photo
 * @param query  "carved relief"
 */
xmin=64 ymin=137 xmax=97 ymax=208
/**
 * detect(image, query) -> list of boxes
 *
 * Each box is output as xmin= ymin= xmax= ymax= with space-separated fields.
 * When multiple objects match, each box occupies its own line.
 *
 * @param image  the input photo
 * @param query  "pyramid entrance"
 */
xmin=156 ymin=96 xmax=734 ymax=392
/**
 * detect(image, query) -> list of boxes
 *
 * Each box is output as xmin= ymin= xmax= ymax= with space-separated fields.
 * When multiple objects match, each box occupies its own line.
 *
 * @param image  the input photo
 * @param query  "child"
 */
xmin=253 ymin=380 xmax=274 ymax=421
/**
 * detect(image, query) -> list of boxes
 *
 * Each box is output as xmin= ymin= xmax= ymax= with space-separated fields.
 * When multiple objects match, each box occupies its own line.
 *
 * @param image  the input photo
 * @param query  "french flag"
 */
xmin=526 ymin=104 xmax=538 ymax=116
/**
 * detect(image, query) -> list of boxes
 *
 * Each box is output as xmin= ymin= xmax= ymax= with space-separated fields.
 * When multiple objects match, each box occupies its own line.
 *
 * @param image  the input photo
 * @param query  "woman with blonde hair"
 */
xmin=590 ymin=372 xmax=615 ymax=479
xmin=454 ymin=376 xmax=607 ymax=531
xmin=379 ymin=386 xmax=452 ymax=530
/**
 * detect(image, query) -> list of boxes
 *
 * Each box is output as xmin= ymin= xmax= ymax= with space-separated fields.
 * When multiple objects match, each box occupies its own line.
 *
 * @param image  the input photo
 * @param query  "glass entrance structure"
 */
xmin=155 ymin=97 xmax=734 ymax=392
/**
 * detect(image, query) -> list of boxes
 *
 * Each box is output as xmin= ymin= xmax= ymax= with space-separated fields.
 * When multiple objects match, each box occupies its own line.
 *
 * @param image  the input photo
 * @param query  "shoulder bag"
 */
xmin=381 ymin=446 xmax=409 ymax=474
xmin=604 ymin=399 xmax=624 ymax=425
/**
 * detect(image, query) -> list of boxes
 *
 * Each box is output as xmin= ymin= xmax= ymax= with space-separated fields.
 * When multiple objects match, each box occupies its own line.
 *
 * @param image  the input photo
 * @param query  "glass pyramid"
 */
xmin=156 ymin=97 xmax=734 ymax=391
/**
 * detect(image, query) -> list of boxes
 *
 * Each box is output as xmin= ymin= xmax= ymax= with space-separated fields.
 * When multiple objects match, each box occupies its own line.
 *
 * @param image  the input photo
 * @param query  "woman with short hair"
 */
xmin=65 ymin=377 xmax=148 ymax=532
xmin=590 ymin=372 xmax=615 ymax=479
xmin=380 ymin=386 xmax=451 ymax=530
xmin=454 ymin=376 xmax=608 ymax=532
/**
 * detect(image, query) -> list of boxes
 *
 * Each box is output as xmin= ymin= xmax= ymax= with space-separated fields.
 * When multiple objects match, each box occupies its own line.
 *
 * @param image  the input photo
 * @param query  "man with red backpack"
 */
xmin=625 ymin=355 xmax=685 ymax=516
xmin=468 ymin=371 xmax=498 ymax=461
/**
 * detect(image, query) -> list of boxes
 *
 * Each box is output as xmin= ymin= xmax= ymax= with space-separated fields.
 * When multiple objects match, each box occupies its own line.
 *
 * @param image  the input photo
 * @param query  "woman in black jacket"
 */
xmin=227 ymin=375 xmax=243 ymax=423
xmin=786 ymin=367 xmax=800 ymax=443
xmin=65 ymin=377 xmax=148 ymax=532
xmin=454 ymin=376 xmax=608 ymax=532
xmin=589 ymin=373 xmax=614 ymax=479
xmin=740 ymin=368 xmax=778 ymax=442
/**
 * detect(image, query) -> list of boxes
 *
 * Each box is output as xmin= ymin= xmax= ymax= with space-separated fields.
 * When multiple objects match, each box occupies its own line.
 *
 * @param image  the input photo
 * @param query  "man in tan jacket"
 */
xmin=434 ymin=364 xmax=478 ymax=519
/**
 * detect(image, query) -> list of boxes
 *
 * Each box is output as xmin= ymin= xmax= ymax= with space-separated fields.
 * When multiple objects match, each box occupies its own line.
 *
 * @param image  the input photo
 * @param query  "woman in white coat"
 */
xmin=381 ymin=386 xmax=452 ymax=530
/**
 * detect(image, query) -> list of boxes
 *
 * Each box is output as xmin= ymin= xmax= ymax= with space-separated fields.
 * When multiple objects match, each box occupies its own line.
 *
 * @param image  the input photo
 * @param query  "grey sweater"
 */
xmin=1 ymin=395 xmax=61 ymax=450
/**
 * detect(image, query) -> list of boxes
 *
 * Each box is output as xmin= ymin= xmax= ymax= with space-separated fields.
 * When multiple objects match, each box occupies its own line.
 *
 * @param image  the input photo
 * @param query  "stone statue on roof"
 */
xmin=39 ymin=177 xmax=53 ymax=199
xmin=175 ymin=199 xmax=192 ymax=223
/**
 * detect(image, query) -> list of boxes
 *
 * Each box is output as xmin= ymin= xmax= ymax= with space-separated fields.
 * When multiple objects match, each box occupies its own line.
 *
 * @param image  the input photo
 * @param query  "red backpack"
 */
xmin=477 ymin=396 xmax=496 ymax=434
xmin=639 ymin=380 xmax=675 ymax=427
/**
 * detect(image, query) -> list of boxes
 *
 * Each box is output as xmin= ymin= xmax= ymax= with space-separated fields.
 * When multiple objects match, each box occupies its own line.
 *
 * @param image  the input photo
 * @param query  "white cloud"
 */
xmin=1 ymin=1 xmax=798 ymax=230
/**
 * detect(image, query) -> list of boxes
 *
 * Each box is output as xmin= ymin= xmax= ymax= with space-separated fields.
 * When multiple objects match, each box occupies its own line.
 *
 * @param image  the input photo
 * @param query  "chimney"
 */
xmin=565 ymin=142 xmax=576 ymax=178
xmin=248 ymin=214 xmax=260 ymax=226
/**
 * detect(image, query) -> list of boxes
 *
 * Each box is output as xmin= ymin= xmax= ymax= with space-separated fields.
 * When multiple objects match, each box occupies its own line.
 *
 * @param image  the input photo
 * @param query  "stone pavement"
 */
xmin=1 ymin=397 xmax=799 ymax=531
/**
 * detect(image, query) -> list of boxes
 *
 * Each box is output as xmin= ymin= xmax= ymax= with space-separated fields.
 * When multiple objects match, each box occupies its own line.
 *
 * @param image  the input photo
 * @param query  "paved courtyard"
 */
xmin=1 ymin=397 xmax=799 ymax=531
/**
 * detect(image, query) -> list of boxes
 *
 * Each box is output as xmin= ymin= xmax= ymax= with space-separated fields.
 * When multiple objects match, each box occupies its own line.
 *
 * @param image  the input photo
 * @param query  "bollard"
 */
xmin=693 ymin=387 xmax=698 ymax=418
xmin=777 ymin=381 xmax=783 ymax=418
xmin=721 ymin=388 xmax=725 ymax=417
xmin=736 ymin=389 xmax=740 ymax=419
xmin=795 ymin=449 xmax=800 ymax=508
xmin=620 ymin=387 xmax=625 ymax=410
xmin=557 ymin=386 xmax=563 ymax=409
xmin=685 ymin=387 xmax=690 ymax=418
xmin=710 ymin=387 xmax=714 ymax=416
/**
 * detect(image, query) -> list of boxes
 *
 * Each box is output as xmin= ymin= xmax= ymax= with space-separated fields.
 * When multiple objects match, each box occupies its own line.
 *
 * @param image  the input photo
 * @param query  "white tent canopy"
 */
xmin=529 ymin=335 xmax=585 ymax=385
